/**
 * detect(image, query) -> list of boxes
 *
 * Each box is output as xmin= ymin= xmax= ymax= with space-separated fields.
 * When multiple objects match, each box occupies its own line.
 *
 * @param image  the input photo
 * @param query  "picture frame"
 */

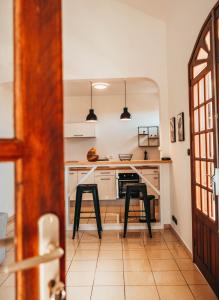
xmin=177 ymin=112 xmax=185 ymax=141
xmin=170 ymin=117 xmax=176 ymax=143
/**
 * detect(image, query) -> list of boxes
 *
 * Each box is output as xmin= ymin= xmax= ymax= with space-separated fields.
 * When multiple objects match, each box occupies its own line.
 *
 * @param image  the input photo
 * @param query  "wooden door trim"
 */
xmin=12 ymin=1 xmax=65 ymax=299
xmin=0 ymin=139 xmax=24 ymax=161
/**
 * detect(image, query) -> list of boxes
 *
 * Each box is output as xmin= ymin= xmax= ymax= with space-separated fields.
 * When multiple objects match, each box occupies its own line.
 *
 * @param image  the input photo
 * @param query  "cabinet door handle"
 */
xmin=100 ymin=178 xmax=111 ymax=181
xmin=73 ymin=134 xmax=84 ymax=137
xmin=100 ymin=172 xmax=111 ymax=174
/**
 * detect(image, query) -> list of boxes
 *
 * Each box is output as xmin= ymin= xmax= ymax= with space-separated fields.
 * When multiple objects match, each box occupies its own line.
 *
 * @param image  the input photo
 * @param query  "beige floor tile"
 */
xmin=126 ymin=286 xmax=159 ymax=300
xmin=123 ymin=250 xmax=147 ymax=260
xmin=77 ymin=243 xmax=100 ymax=250
xmin=66 ymin=271 xmax=94 ymax=287
xmin=1 ymin=274 xmax=15 ymax=287
xmin=150 ymin=259 xmax=179 ymax=271
xmin=97 ymin=260 xmax=123 ymax=272
xmin=153 ymin=271 xmax=186 ymax=285
xmin=175 ymin=258 xmax=196 ymax=271
xmin=146 ymin=249 xmax=173 ymax=259
xmin=0 ymin=286 xmax=15 ymax=300
xmin=162 ymin=231 xmax=178 ymax=242
xmin=67 ymin=287 xmax=92 ymax=300
xmin=181 ymin=270 xmax=207 ymax=285
xmin=100 ymin=244 xmax=122 ymax=251
xmin=91 ymin=286 xmax=124 ymax=300
xmin=124 ymin=259 xmax=151 ymax=271
xmin=0 ymin=273 xmax=9 ymax=286
xmin=98 ymin=251 xmax=122 ymax=260
xmin=170 ymin=246 xmax=190 ymax=258
xmin=69 ymin=261 xmax=97 ymax=272
xmin=145 ymin=243 xmax=168 ymax=250
xmin=73 ymin=250 xmax=98 ymax=261
xmin=123 ymin=242 xmax=145 ymax=250
xmin=124 ymin=271 xmax=155 ymax=286
xmin=94 ymin=271 xmax=124 ymax=286
xmin=157 ymin=285 xmax=194 ymax=300
xmin=189 ymin=284 xmax=218 ymax=300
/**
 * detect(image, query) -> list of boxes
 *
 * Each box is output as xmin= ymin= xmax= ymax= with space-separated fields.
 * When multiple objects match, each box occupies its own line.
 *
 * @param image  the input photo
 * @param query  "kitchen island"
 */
xmin=65 ymin=160 xmax=172 ymax=230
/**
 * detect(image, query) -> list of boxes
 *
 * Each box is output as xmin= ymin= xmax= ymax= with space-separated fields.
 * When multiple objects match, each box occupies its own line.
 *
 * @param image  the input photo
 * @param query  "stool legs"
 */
xmin=143 ymin=196 xmax=152 ymax=238
xmin=73 ymin=185 xmax=102 ymax=240
xmin=123 ymin=191 xmax=131 ymax=238
xmin=93 ymin=188 xmax=102 ymax=239
xmin=73 ymin=188 xmax=82 ymax=239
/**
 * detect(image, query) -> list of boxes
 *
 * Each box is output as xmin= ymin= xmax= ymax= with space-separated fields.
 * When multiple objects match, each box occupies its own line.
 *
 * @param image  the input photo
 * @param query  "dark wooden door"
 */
xmin=189 ymin=3 xmax=219 ymax=297
xmin=0 ymin=1 xmax=65 ymax=299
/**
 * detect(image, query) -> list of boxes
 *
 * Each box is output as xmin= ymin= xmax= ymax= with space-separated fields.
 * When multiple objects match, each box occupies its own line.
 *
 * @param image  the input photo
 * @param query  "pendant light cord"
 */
xmin=124 ymin=80 xmax=127 ymax=107
xmin=90 ymin=80 xmax=93 ymax=109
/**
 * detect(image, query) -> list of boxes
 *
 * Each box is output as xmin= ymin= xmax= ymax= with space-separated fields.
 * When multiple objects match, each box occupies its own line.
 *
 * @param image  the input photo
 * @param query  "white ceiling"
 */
xmin=64 ymin=78 xmax=159 ymax=97
xmin=115 ymin=0 xmax=168 ymax=21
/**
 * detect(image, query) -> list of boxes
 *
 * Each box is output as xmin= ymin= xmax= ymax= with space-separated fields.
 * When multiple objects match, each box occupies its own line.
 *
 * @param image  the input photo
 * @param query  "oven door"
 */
xmin=118 ymin=179 xmax=140 ymax=198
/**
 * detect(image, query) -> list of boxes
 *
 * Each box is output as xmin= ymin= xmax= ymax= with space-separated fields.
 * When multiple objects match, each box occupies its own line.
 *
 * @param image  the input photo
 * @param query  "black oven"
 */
xmin=117 ymin=172 xmax=140 ymax=198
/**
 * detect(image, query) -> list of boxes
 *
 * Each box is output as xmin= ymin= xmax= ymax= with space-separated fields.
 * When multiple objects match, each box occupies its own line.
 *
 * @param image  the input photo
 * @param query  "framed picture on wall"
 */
xmin=177 ymin=112 xmax=185 ymax=141
xmin=170 ymin=117 xmax=176 ymax=143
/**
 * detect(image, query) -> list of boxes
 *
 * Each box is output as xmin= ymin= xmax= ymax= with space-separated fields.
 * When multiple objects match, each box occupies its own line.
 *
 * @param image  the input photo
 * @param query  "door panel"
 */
xmin=0 ymin=1 xmax=65 ymax=300
xmin=189 ymin=6 xmax=219 ymax=297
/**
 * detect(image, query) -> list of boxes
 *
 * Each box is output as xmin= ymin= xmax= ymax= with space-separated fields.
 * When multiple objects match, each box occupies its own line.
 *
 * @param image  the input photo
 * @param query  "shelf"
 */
xmin=138 ymin=126 xmax=159 ymax=147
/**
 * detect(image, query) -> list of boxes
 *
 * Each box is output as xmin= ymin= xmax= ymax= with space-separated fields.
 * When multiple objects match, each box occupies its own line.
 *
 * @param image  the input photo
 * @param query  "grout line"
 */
xmin=121 ymin=232 xmax=126 ymax=300
xmin=146 ymin=236 xmax=161 ymax=300
xmin=89 ymin=233 xmax=101 ymax=300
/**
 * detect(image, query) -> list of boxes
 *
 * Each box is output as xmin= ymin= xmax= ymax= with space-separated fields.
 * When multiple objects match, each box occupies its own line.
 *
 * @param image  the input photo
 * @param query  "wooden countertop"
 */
xmin=65 ymin=160 xmax=172 ymax=167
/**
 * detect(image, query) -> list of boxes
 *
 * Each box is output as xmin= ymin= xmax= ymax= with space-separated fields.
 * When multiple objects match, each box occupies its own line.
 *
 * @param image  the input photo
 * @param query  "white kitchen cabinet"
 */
xmin=141 ymin=169 xmax=159 ymax=197
xmin=68 ymin=170 xmax=78 ymax=200
xmin=78 ymin=171 xmax=95 ymax=200
xmin=64 ymin=122 xmax=96 ymax=138
xmin=95 ymin=175 xmax=116 ymax=200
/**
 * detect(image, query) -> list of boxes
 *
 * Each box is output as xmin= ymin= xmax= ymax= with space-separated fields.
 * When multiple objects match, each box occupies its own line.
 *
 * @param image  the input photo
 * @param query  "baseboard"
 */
xmin=170 ymin=225 xmax=192 ymax=259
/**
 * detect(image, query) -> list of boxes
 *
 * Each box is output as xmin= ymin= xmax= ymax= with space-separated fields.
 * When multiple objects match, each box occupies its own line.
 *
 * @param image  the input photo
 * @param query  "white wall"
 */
xmin=64 ymin=93 xmax=160 ymax=161
xmin=62 ymin=0 xmax=170 ymax=158
xmin=166 ymin=0 xmax=217 ymax=252
xmin=0 ymin=84 xmax=14 ymax=217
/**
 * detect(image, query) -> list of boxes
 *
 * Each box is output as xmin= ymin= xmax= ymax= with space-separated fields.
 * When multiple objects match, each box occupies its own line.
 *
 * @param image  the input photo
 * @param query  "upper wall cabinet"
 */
xmin=64 ymin=122 xmax=96 ymax=138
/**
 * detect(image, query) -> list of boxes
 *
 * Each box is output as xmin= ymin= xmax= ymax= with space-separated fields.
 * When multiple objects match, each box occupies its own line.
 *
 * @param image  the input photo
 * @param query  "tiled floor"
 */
xmin=0 ymin=226 xmax=218 ymax=300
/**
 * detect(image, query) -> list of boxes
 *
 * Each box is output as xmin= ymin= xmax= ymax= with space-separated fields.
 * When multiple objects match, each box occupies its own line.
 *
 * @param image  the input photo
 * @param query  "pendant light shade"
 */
xmin=86 ymin=81 xmax=98 ymax=122
xmin=120 ymin=80 xmax=131 ymax=120
xmin=86 ymin=108 xmax=97 ymax=122
xmin=120 ymin=107 xmax=131 ymax=120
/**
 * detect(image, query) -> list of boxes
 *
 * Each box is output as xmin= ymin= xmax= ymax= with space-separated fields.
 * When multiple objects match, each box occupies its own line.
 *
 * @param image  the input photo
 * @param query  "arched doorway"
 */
xmin=189 ymin=2 xmax=219 ymax=296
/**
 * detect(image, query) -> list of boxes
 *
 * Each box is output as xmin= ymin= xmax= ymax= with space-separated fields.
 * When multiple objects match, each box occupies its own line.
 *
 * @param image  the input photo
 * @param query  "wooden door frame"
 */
xmin=0 ymin=1 xmax=65 ymax=299
xmin=189 ymin=1 xmax=219 ymax=297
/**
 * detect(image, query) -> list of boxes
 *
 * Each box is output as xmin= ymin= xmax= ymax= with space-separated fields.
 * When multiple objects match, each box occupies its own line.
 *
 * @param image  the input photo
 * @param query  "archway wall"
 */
xmin=166 ymin=0 xmax=217 ymax=252
xmin=62 ymin=0 xmax=170 ymax=159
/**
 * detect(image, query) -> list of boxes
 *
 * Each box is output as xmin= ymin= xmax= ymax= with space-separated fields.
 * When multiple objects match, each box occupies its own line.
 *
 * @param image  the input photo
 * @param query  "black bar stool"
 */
xmin=123 ymin=183 xmax=154 ymax=238
xmin=73 ymin=184 xmax=102 ymax=239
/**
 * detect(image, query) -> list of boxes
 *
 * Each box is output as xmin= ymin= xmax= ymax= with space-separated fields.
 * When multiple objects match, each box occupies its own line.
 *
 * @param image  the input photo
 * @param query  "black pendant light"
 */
xmin=86 ymin=81 xmax=98 ymax=122
xmin=120 ymin=80 xmax=131 ymax=120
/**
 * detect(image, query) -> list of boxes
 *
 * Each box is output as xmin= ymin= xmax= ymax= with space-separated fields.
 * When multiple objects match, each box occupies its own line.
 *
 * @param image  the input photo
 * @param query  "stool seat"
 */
xmin=73 ymin=184 xmax=102 ymax=239
xmin=124 ymin=183 xmax=153 ymax=238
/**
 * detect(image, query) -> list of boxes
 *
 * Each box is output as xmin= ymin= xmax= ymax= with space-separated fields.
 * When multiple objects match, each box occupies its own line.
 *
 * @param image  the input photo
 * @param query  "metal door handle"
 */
xmin=0 ymin=240 xmax=64 ymax=274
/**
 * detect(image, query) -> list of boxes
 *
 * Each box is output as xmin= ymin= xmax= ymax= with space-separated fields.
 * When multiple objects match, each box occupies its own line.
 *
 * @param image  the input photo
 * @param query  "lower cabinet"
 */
xmin=95 ymin=175 xmax=116 ymax=200
xmin=68 ymin=171 xmax=78 ymax=200
xmin=77 ymin=171 xmax=95 ymax=200
xmin=141 ymin=169 xmax=159 ymax=198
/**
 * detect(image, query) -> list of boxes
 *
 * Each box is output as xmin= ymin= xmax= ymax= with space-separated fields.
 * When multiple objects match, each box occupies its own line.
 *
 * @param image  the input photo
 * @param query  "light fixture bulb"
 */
xmin=92 ymin=82 xmax=110 ymax=90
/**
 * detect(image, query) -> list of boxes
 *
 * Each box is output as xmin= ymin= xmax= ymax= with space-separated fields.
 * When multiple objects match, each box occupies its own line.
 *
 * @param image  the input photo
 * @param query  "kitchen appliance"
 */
xmin=117 ymin=172 xmax=140 ymax=198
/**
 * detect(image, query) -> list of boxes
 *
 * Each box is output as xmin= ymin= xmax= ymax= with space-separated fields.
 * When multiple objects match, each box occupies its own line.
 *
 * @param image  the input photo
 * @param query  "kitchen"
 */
xmin=64 ymin=78 xmax=171 ymax=232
